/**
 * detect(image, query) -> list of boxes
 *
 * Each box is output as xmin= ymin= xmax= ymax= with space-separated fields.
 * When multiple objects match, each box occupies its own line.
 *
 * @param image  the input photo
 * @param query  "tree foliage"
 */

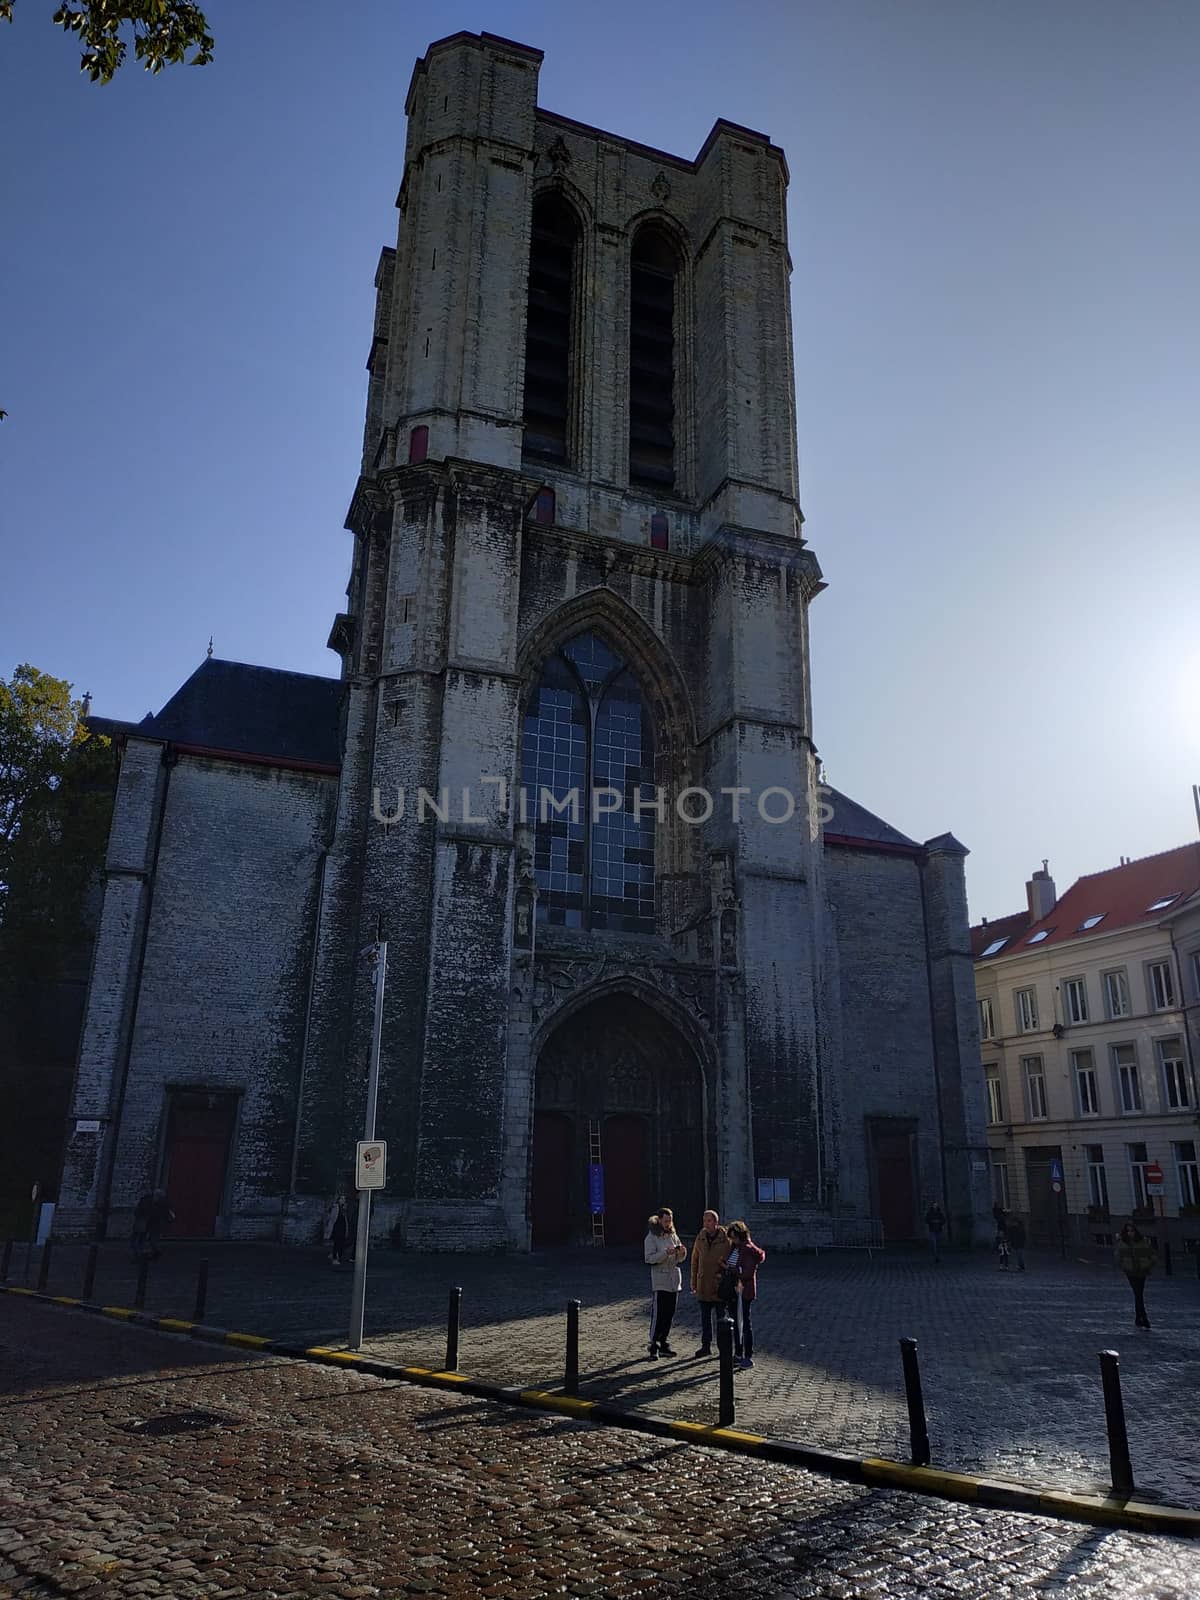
xmin=0 ymin=1 xmax=213 ymax=83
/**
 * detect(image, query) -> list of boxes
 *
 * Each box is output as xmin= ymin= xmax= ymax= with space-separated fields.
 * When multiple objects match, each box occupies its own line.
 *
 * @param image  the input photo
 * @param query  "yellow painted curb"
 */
xmin=305 ymin=1347 xmax=364 ymax=1362
xmin=863 ymin=1459 xmax=981 ymax=1500
xmin=4 ymin=1287 xmax=36 ymax=1296
xmin=102 ymin=1306 xmax=136 ymax=1319
xmin=51 ymin=1296 xmax=81 ymax=1306
xmin=518 ymin=1389 xmax=596 ymax=1417
xmin=156 ymin=1318 xmax=195 ymax=1333
xmin=669 ymin=1420 xmax=764 ymax=1450
xmin=224 ymin=1331 xmax=271 ymax=1348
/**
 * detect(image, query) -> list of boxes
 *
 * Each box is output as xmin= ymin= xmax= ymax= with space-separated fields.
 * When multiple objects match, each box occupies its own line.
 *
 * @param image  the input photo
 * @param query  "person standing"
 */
xmin=131 ymin=1189 xmax=174 ymax=1260
xmin=924 ymin=1201 xmax=946 ymax=1263
xmin=326 ymin=1192 xmax=350 ymax=1267
xmin=689 ymin=1209 xmax=730 ymax=1357
xmin=1115 ymin=1222 xmax=1155 ymax=1329
xmin=721 ymin=1220 xmax=765 ymax=1370
xmin=643 ymin=1207 xmax=687 ymax=1358
xmin=994 ymin=1205 xmax=1010 ymax=1269
xmin=1006 ymin=1216 xmax=1027 ymax=1272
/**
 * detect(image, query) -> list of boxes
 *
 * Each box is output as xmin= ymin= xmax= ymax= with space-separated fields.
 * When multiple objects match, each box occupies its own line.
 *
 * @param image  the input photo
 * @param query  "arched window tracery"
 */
xmin=521 ymin=631 xmax=656 ymax=932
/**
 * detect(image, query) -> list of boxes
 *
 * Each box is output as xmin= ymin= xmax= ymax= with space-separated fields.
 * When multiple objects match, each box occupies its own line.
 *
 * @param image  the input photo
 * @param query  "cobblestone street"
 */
xmin=2 ymin=1296 xmax=1198 ymax=1599
xmin=15 ymin=1242 xmax=1200 ymax=1510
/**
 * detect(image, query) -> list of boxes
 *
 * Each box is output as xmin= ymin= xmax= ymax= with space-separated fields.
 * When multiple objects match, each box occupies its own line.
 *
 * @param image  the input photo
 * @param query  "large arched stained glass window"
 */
xmin=521 ymin=632 xmax=656 ymax=932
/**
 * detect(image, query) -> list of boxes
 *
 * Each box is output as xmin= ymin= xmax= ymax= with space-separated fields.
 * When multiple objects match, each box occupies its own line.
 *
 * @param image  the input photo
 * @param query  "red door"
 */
xmin=603 ymin=1115 xmax=650 ymax=1247
xmin=163 ymin=1094 xmax=235 ymax=1238
xmin=531 ymin=1112 xmax=572 ymax=1246
xmin=872 ymin=1129 xmax=916 ymax=1242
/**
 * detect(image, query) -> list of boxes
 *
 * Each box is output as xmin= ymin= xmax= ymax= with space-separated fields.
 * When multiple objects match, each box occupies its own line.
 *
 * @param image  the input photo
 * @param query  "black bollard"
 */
xmin=193 ymin=1258 xmax=209 ymax=1322
xmin=564 ymin=1299 xmax=580 ymax=1395
xmin=717 ymin=1314 xmax=736 ymax=1428
xmin=899 ymin=1337 xmax=931 ymax=1467
xmin=1 ymin=1239 xmax=12 ymax=1284
xmin=445 ymin=1285 xmax=462 ymax=1372
xmin=134 ymin=1256 xmax=149 ymax=1311
xmin=37 ymin=1238 xmax=53 ymax=1292
xmin=82 ymin=1243 xmax=99 ymax=1302
xmin=1099 ymin=1350 xmax=1134 ymax=1496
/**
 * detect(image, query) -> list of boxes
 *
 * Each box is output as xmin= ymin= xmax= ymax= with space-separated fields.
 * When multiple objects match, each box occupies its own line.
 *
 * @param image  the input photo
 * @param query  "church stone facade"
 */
xmin=58 ymin=31 xmax=990 ymax=1251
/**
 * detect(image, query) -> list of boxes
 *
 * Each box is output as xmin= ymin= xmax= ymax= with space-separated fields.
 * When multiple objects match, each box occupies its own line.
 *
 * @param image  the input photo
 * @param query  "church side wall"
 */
xmin=107 ymin=757 xmax=334 ymax=1239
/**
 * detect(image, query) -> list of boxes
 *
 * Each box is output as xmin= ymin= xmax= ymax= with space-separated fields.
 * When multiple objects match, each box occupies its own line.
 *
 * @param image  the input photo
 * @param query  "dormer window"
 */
xmin=1147 ymin=894 xmax=1179 ymax=912
xmin=981 ymin=937 xmax=1009 ymax=957
xmin=1078 ymin=914 xmax=1105 ymax=931
xmin=1027 ymin=929 xmax=1052 ymax=944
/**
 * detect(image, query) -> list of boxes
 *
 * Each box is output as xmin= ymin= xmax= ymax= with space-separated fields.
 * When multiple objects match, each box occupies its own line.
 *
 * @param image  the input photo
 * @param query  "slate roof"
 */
xmin=92 ymin=659 xmax=344 ymax=770
xmin=971 ymin=843 xmax=1200 ymax=962
xmin=821 ymin=786 xmax=921 ymax=854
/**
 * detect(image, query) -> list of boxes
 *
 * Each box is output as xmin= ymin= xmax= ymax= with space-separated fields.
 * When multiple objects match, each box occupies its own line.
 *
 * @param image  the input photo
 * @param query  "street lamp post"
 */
xmin=349 ymin=940 xmax=387 ymax=1351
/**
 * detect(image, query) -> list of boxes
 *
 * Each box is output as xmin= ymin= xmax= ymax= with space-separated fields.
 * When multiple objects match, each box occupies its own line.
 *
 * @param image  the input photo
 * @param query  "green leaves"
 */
xmin=3 ymin=3 xmax=214 ymax=83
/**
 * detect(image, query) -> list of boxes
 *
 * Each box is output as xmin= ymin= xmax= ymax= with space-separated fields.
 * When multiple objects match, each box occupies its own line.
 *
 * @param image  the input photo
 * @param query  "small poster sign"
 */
xmin=355 ymin=1141 xmax=387 ymax=1191
xmin=75 ymin=1119 xmax=101 ymax=1134
xmin=588 ymin=1162 xmax=605 ymax=1214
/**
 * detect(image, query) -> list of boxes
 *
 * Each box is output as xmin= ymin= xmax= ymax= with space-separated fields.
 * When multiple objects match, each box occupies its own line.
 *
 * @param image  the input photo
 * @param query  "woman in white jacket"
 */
xmin=643 ymin=1207 xmax=688 ymax=1358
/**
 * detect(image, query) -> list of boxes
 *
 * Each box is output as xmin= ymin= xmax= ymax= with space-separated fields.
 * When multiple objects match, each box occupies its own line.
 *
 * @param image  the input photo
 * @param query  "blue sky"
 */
xmin=2 ymin=0 xmax=1197 ymax=920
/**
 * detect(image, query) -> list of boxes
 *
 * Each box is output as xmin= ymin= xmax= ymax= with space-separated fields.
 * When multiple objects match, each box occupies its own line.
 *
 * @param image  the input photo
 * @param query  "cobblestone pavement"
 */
xmin=2 ymin=1297 xmax=1198 ymax=1600
xmin=18 ymin=1241 xmax=1200 ymax=1508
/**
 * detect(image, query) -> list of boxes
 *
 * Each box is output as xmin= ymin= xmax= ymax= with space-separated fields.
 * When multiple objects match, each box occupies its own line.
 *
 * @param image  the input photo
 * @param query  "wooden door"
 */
xmin=872 ymin=1128 xmax=916 ymax=1242
xmin=163 ymin=1095 xmax=235 ymax=1237
xmin=603 ymin=1114 xmax=650 ymax=1246
xmin=531 ymin=1112 xmax=572 ymax=1247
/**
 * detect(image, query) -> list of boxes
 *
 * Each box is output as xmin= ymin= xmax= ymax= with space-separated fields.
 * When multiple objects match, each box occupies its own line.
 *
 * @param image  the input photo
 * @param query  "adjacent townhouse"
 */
xmin=972 ymin=845 xmax=1200 ymax=1258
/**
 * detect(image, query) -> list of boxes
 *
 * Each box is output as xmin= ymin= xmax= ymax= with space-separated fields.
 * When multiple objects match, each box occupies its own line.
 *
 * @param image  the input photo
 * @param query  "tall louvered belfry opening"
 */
xmin=628 ymin=223 xmax=678 ymax=490
xmin=523 ymin=192 xmax=579 ymax=463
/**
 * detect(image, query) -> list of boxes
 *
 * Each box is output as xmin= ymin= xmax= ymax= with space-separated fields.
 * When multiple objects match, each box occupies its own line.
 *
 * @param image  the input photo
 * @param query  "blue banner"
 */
xmin=588 ymin=1162 xmax=605 ymax=1214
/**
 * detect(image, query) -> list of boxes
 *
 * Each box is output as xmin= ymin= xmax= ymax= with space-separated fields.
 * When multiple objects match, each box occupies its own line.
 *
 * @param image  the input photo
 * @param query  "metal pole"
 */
xmin=349 ymin=940 xmax=387 ymax=1352
xmin=1099 ymin=1349 xmax=1134 ymax=1496
xmin=1158 ymin=1195 xmax=1172 ymax=1277
xmin=717 ymin=1314 xmax=735 ymax=1428
xmin=134 ymin=1256 xmax=148 ymax=1311
xmin=899 ymin=1337 xmax=931 ymax=1466
xmin=37 ymin=1238 xmax=53 ymax=1292
xmin=564 ymin=1299 xmax=580 ymax=1395
xmin=82 ymin=1243 xmax=98 ymax=1302
xmin=193 ymin=1258 xmax=209 ymax=1322
xmin=446 ymin=1286 xmax=462 ymax=1373
xmin=1 ymin=1238 xmax=12 ymax=1283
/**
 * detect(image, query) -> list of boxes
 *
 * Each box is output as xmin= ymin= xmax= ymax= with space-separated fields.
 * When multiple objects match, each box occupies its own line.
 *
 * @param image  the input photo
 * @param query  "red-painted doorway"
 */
xmin=871 ymin=1125 xmax=917 ymax=1242
xmin=162 ymin=1092 xmax=236 ymax=1238
xmin=531 ymin=1112 xmax=572 ymax=1247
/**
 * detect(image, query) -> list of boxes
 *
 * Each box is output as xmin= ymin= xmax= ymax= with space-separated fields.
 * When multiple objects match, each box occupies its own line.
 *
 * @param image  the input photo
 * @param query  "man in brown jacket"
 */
xmin=690 ymin=1209 xmax=730 ymax=1357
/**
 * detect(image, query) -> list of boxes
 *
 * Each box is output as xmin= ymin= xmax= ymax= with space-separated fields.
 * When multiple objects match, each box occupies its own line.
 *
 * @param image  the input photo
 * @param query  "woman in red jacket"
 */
xmin=721 ymin=1220 xmax=765 ymax=1369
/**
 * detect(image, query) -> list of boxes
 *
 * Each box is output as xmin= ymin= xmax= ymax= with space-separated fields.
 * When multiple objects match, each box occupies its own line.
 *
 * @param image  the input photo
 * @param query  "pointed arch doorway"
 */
xmin=530 ymin=991 xmax=708 ymax=1248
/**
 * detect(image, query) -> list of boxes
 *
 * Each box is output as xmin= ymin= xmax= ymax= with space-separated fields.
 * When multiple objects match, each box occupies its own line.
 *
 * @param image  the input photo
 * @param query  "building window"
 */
xmin=532 ymin=486 xmax=556 ymax=526
xmin=1147 ymin=960 xmax=1176 ymax=1011
xmin=629 ymin=223 xmax=680 ymax=490
xmin=523 ymin=192 xmax=580 ymax=463
xmin=1175 ymin=1141 xmax=1200 ymax=1209
xmin=1022 ymin=1055 xmax=1048 ymax=1120
xmin=991 ymin=1156 xmax=1010 ymax=1211
xmin=980 ymin=936 xmax=1009 ymax=957
xmin=1015 ymin=987 xmax=1038 ymax=1033
xmin=1127 ymin=1142 xmax=1151 ymax=1212
xmin=1079 ymin=914 xmax=1106 ymax=931
xmin=1158 ymin=1038 xmax=1190 ymax=1109
xmin=1103 ymin=969 xmax=1130 ymax=1020
xmin=649 ymin=512 xmax=669 ymax=550
xmin=521 ymin=631 xmax=656 ymax=933
xmin=985 ymin=1067 xmax=1004 ymax=1126
xmin=1072 ymin=1049 xmax=1100 ymax=1117
xmin=398 ymin=595 xmax=415 ymax=626
xmin=1063 ymin=976 xmax=1088 ymax=1025
xmin=1146 ymin=893 xmax=1179 ymax=912
xmin=1113 ymin=1044 xmax=1142 ymax=1114
xmin=408 ymin=424 xmax=428 ymax=464
xmin=1086 ymin=1145 xmax=1109 ymax=1212
xmin=978 ymin=997 xmax=995 ymax=1041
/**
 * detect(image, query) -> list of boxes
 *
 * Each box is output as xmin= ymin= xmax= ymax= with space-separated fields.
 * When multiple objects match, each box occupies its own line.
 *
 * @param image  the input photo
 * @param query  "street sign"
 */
xmin=74 ymin=1120 xmax=101 ymax=1134
xmin=1146 ymin=1181 xmax=1166 ymax=1196
xmin=355 ymin=1140 xmax=387 ymax=1191
xmin=1145 ymin=1162 xmax=1164 ymax=1184
xmin=1048 ymin=1158 xmax=1064 ymax=1194
xmin=588 ymin=1162 xmax=605 ymax=1215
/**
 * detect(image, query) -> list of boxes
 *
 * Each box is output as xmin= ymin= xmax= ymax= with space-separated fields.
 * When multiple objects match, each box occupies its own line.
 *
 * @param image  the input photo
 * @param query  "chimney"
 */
xmin=1026 ymin=860 xmax=1057 ymax=921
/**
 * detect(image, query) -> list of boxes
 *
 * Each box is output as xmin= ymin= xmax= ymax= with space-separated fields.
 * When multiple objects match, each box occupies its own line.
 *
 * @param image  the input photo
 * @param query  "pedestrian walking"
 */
xmin=924 ymin=1201 xmax=946 ymax=1263
xmin=689 ymin=1208 xmax=730 ymax=1357
xmin=325 ymin=1192 xmax=350 ymax=1267
xmin=1007 ymin=1216 xmax=1027 ymax=1271
xmin=131 ymin=1188 xmax=174 ymax=1261
xmin=1115 ymin=1222 xmax=1155 ymax=1329
xmin=994 ymin=1205 xmax=1010 ymax=1270
xmin=720 ymin=1220 xmax=765 ymax=1370
xmin=643 ymin=1206 xmax=688 ymax=1358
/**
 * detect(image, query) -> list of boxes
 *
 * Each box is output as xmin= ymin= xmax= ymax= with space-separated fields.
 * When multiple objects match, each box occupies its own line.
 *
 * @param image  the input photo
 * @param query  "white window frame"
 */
xmin=978 ymin=996 xmax=995 ymax=1041
xmin=1157 ymin=1038 xmax=1190 ymax=1109
xmin=1022 ymin=1054 xmax=1048 ymax=1120
xmin=1086 ymin=1145 xmax=1109 ymax=1211
xmin=1112 ymin=1043 xmax=1142 ymax=1114
xmin=1062 ymin=976 xmax=1088 ymax=1025
xmin=1072 ymin=1048 xmax=1100 ymax=1117
xmin=991 ymin=1155 xmax=1010 ymax=1211
xmin=1127 ymin=1143 xmax=1151 ymax=1212
xmin=1175 ymin=1141 xmax=1200 ymax=1209
xmin=1147 ymin=959 xmax=1176 ymax=1012
xmin=1103 ymin=968 xmax=1130 ymax=1020
xmin=1015 ymin=987 xmax=1039 ymax=1033
xmin=985 ymin=1068 xmax=1004 ymax=1126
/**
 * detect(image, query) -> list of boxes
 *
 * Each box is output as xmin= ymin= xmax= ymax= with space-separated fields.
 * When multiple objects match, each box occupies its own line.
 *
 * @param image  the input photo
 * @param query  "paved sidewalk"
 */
xmin=3 ymin=1295 xmax=1198 ymax=1600
xmin=18 ymin=1241 xmax=1200 ymax=1509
